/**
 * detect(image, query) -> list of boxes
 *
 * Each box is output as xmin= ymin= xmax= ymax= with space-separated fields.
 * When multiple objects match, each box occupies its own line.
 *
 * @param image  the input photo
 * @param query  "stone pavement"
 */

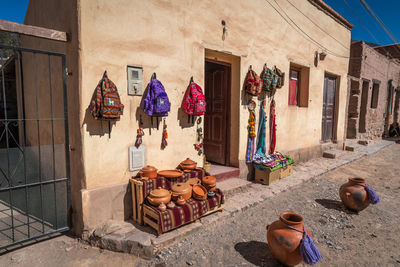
xmin=87 ymin=139 xmax=393 ymax=259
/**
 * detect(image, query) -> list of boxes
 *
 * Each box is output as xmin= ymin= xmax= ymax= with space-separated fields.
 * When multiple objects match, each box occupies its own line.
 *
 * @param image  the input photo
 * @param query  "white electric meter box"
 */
xmin=127 ymin=65 xmax=143 ymax=95
xmin=129 ymin=145 xmax=146 ymax=171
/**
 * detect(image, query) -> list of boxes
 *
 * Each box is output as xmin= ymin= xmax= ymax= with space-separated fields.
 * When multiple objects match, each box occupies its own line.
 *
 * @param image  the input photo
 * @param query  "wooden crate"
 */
xmin=255 ymin=167 xmax=280 ymax=185
xmin=143 ymin=203 xmax=224 ymax=235
xmin=130 ymin=178 xmax=144 ymax=225
xmin=280 ymin=165 xmax=292 ymax=179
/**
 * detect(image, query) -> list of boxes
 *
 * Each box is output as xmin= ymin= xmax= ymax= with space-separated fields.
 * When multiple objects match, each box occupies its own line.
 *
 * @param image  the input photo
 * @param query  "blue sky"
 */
xmin=0 ymin=0 xmax=399 ymax=46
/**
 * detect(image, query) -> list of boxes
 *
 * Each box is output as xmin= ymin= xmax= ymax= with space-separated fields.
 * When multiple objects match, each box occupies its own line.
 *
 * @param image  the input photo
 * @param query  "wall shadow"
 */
xmin=123 ymin=183 xmax=132 ymax=220
xmin=315 ymin=199 xmax=358 ymax=215
xmin=82 ymin=107 xmax=116 ymax=137
xmin=234 ymin=241 xmax=283 ymax=267
xmin=177 ymin=107 xmax=195 ymax=128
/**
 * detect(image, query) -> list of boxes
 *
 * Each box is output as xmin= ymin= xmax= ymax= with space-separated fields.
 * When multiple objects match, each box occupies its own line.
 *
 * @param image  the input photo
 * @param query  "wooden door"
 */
xmin=204 ymin=60 xmax=230 ymax=165
xmin=322 ymin=75 xmax=336 ymax=142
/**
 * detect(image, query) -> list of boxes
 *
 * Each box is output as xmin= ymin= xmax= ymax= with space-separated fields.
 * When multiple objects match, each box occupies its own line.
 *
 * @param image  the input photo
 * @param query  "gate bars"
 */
xmin=0 ymin=44 xmax=70 ymax=250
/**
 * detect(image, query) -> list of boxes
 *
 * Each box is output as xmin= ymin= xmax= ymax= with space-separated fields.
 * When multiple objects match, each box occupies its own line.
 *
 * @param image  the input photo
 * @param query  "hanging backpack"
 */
xmin=260 ymin=64 xmax=274 ymax=92
xmin=245 ymin=66 xmax=262 ymax=96
xmin=90 ymin=71 xmax=124 ymax=120
xmin=274 ymin=66 xmax=285 ymax=88
xmin=142 ymin=73 xmax=171 ymax=121
xmin=182 ymin=77 xmax=206 ymax=116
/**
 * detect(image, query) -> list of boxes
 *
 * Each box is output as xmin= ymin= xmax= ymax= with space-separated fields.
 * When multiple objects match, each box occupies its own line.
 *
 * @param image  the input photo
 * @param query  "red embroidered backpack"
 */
xmin=245 ymin=66 xmax=262 ymax=96
xmin=182 ymin=79 xmax=206 ymax=116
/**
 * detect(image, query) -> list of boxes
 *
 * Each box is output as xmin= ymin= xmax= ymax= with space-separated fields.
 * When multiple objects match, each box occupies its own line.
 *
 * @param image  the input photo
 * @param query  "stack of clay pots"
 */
xmin=201 ymin=176 xmax=216 ymax=191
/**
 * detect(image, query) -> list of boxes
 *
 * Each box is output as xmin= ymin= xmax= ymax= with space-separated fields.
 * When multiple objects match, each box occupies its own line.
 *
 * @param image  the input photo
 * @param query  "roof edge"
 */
xmin=307 ymin=0 xmax=353 ymax=30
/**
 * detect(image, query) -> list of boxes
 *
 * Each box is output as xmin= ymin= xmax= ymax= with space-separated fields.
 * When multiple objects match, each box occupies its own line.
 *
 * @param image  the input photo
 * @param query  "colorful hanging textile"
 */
xmin=246 ymin=102 xmax=256 ymax=163
xmin=288 ymin=78 xmax=298 ymax=105
xmin=269 ymin=99 xmax=276 ymax=155
xmin=253 ymin=100 xmax=268 ymax=164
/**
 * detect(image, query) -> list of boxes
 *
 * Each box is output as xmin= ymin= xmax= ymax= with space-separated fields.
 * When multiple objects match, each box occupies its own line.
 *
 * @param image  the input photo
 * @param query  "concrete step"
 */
xmin=217 ymin=178 xmax=252 ymax=198
xmin=323 ymin=149 xmax=346 ymax=159
xmin=209 ymin=164 xmax=240 ymax=181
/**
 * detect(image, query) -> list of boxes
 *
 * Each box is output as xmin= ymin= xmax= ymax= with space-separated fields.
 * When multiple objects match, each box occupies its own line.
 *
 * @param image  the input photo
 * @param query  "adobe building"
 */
xmin=17 ymin=0 xmax=352 ymax=236
xmin=347 ymin=41 xmax=400 ymax=140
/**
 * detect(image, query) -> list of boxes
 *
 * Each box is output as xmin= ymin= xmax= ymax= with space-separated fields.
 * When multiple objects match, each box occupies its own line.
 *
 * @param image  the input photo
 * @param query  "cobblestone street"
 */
xmin=0 ymin=142 xmax=399 ymax=266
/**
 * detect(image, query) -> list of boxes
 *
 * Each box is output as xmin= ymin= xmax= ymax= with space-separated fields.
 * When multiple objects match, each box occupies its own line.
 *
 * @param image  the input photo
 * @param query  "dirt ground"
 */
xmin=0 ymin=143 xmax=399 ymax=266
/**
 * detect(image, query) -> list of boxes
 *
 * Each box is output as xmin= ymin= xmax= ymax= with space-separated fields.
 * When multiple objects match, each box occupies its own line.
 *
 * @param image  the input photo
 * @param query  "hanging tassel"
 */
xmin=161 ymin=120 xmax=168 ymax=149
xmin=135 ymin=128 xmax=144 ymax=147
xmin=281 ymin=221 xmax=322 ymax=265
xmin=364 ymin=185 xmax=380 ymax=204
xmin=300 ymin=228 xmax=323 ymax=265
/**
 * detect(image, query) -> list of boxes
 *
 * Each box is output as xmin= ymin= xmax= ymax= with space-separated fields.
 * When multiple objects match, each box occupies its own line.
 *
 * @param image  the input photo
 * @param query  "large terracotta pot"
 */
xmin=139 ymin=165 xmax=158 ymax=179
xmin=147 ymin=187 xmax=171 ymax=206
xmin=180 ymin=158 xmax=197 ymax=170
xmin=267 ymin=212 xmax=310 ymax=266
xmin=339 ymin=177 xmax=370 ymax=211
xmin=171 ymin=182 xmax=192 ymax=201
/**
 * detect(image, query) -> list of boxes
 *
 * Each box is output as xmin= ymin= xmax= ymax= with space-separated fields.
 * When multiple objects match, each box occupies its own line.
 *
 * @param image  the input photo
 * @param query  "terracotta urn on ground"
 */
xmin=339 ymin=177 xmax=370 ymax=211
xmin=267 ymin=212 xmax=310 ymax=266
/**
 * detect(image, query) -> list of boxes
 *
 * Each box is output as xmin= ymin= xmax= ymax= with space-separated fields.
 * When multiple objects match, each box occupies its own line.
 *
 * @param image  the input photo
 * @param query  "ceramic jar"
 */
xmin=147 ymin=187 xmax=171 ymax=206
xmin=139 ymin=165 xmax=158 ymax=179
xmin=171 ymin=182 xmax=192 ymax=201
xmin=202 ymin=176 xmax=217 ymax=191
xmin=267 ymin=212 xmax=310 ymax=266
xmin=158 ymin=202 xmax=167 ymax=212
xmin=176 ymin=196 xmax=186 ymax=206
xmin=192 ymin=184 xmax=207 ymax=201
xmin=180 ymin=158 xmax=197 ymax=170
xmin=339 ymin=177 xmax=370 ymax=211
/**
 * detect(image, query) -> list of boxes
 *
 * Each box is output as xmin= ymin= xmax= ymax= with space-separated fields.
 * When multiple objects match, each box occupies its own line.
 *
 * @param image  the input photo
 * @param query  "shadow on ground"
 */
xmin=234 ymin=241 xmax=283 ymax=267
xmin=315 ymin=199 xmax=358 ymax=215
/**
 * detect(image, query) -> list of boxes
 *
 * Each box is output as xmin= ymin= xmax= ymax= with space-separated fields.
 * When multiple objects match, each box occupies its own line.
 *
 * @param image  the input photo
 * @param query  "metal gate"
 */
xmin=0 ymin=44 xmax=70 ymax=250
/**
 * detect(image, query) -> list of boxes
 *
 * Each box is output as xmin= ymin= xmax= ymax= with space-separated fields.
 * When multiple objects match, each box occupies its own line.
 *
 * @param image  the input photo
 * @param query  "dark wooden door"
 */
xmin=322 ymin=75 xmax=336 ymax=142
xmin=359 ymin=80 xmax=369 ymax=133
xmin=204 ymin=60 xmax=230 ymax=165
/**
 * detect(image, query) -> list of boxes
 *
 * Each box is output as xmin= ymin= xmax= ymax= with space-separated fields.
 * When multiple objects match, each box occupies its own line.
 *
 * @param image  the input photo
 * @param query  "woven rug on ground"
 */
xmin=145 ymin=189 xmax=224 ymax=233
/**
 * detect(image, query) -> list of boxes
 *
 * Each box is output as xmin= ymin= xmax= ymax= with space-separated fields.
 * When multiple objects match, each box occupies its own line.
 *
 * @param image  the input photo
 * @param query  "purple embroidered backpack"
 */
xmin=142 ymin=73 xmax=171 ymax=117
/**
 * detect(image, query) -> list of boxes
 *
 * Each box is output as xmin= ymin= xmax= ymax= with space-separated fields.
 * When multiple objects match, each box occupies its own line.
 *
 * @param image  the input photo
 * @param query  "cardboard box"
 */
xmin=255 ymin=167 xmax=280 ymax=185
xmin=280 ymin=165 xmax=292 ymax=179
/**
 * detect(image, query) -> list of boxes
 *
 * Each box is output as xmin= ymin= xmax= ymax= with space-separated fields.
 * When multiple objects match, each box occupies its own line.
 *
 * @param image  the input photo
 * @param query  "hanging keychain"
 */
xmin=161 ymin=118 xmax=168 ymax=149
xmin=135 ymin=114 xmax=145 ymax=148
xmin=246 ymin=100 xmax=256 ymax=163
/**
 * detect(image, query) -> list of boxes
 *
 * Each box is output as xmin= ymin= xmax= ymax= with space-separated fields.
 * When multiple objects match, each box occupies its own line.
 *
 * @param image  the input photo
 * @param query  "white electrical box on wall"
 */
xmin=129 ymin=145 xmax=145 ymax=171
xmin=127 ymin=65 xmax=143 ymax=95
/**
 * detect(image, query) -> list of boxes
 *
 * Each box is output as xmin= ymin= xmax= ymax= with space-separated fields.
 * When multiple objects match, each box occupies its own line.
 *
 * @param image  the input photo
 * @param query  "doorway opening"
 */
xmin=321 ymin=74 xmax=338 ymax=142
xmin=359 ymin=79 xmax=369 ymax=133
xmin=204 ymin=59 xmax=231 ymax=165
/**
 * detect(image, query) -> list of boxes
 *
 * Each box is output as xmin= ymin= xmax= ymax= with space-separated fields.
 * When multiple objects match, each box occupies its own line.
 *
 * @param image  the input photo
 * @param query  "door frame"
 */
xmin=204 ymin=58 xmax=231 ymax=165
xmin=322 ymin=72 xmax=340 ymax=143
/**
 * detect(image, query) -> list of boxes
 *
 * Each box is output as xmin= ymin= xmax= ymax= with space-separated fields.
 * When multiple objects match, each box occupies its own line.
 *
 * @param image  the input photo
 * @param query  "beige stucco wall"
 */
xmin=79 ymin=0 xmax=351 ymax=190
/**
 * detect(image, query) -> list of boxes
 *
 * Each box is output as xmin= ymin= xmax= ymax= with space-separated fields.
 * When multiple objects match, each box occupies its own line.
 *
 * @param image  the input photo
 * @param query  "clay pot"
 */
xmin=192 ymin=184 xmax=207 ymax=201
xmin=158 ymin=170 xmax=184 ymax=178
xmin=167 ymin=201 xmax=175 ymax=209
xmin=139 ymin=165 xmax=158 ymax=179
xmin=171 ymin=182 xmax=192 ymax=201
xmin=176 ymin=196 xmax=186 ymax=206
xmin=267 ymin=212 xmax=310 ymax=266
xmin=339 ymin=177 xmax=370 ymax=211
xmin=180 ymin=158 xmax=197 ymax=170
xmin=202 ymin=176 xmax=217 ymax=191
xmin=158 ymin=202 xmax=166 ymax=212
xmin=147 ymin=187 xmax=171 ymax=206
xmin=187 ymin=178 xmax=201 ymax=187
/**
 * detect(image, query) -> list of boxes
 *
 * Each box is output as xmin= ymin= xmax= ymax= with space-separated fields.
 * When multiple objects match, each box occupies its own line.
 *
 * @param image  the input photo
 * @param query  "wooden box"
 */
xmin=280 ymin=165 xmax=293 ymax=179
xmin=255 ymin=167 xmax=280 ymax=185
xmin=130 ymin=178 xmax=144 ymax=224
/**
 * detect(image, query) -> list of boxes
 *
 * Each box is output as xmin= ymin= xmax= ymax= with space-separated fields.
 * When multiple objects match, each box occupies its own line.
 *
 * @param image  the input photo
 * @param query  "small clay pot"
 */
xmin=176 ymin=196 xmax=186 ymax=206
xmin=180 ymin=158 xmax=197 ymax=170
xmin=266 ymin=212 xmax=311 ymax=266
xmin=171 ymin=182 xmax=192 ymax=201
xmin=187 ymin=178 xmax=201 ymax=187
xmin=339 ymin=177 xmax=370 ymax=211
xmin=158 ymin=202 xmax=166 ymax=212
xmin=147 ymin=187 xmax=171 ymax=206
xmin=192 ymin=184 xmax=207 ymax=201
xmin=202 ymin=176 xmax=217 ymax=191
xmin=167 ymin=201 xmax=175 ymax=209
xmin=139 ymin=165 xmax=158 ymax=179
